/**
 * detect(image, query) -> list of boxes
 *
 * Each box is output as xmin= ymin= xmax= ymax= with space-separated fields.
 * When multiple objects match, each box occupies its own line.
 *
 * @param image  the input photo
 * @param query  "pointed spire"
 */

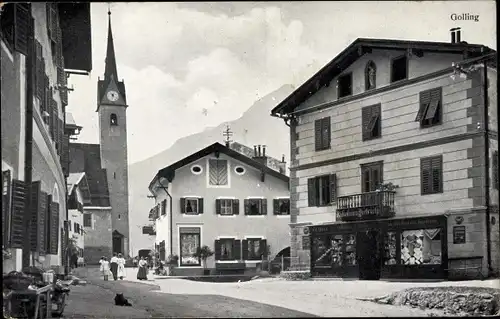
xmin=104 ymin=7 xmax=118 ymax=81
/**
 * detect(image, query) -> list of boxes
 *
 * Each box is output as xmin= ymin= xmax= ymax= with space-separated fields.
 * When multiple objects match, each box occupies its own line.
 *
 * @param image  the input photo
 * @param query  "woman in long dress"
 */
xmin=117 ymin=253 xmax=126 ymax=280
xmin=110 ymin=253 xmax=118 ymax=281
xmin=136 ymin=257 xmax=148 ymax=280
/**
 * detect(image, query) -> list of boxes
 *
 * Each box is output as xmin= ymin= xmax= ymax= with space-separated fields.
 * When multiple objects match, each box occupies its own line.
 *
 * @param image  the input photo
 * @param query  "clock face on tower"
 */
xmin=106 ymin=90 xmax=119 ymax=102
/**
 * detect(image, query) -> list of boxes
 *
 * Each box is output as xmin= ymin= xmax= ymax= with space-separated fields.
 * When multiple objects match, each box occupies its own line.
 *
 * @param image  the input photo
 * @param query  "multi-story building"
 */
xmin=271 ymin=29 xmax=498 ymax=279
xmin=66 ymin=172 xmax=91 ymax=256
xmin=1 ymin=3 xmax=91 ymax=272
xmin=148 ymin=142 xmax=290 ymax=276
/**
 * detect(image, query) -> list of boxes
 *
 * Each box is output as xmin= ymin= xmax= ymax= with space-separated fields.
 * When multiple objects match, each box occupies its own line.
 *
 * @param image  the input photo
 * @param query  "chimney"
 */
xmin=253 ymin=145 xmax=257 ymax=157
xmin=277 ymin=154 xmax=287 ymax=174
xmin=252 ymin=144 xmax=268 ymax=167
xmin=450 ymin=27 xmax=461 ymax=44
xmin=258 ymin=145 xmax=262 ymax=157
xmin=262 ymin=145 xmax=266 ymax=157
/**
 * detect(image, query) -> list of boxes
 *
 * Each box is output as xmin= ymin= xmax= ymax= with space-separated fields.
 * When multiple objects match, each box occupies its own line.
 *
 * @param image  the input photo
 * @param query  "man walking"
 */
xmin=110 ymin=253 xmax=119 ymax=280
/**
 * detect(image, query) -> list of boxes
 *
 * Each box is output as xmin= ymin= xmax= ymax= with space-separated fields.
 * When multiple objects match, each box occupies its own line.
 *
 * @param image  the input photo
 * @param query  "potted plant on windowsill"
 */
xmin=166 ymin=254 xmax=179 ymax=276
xmin=193 ymin=245 xmax=214 ymax=276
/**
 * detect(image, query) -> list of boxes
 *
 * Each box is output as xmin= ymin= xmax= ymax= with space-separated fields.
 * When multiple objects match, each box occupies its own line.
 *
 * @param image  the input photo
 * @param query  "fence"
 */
xmin=260 ymin=256 xmax=310 ymax=274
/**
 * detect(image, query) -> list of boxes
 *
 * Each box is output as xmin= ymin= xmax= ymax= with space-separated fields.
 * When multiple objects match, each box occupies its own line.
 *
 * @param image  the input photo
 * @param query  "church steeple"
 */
xmin=104 ymin=9 xmax=118 ymax=81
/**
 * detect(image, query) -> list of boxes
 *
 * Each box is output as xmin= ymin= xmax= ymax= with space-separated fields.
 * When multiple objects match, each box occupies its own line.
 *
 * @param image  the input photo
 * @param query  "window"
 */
xmin=365 ymin=61 xmax=377 ymax=90
xmin=362 ymin=104 xmax=381 ymax=140
xmin=191 ymin=165 xmax=203 ymax=175
xmin=0 ymin=3 xmax=30 ymax=55
xmin=493 ymin=151 xmax=498 ymax=190
xmin=68 ymin=221 xmax=72 ymax=231
xmin=161 ymin=199 xmax=167 ymax=216
xmin=2 ymin=170 xmax=12 ymax=246
xmin=110 ymin=113 xmax=118 ymax=126
xmin=113 ymin=172 xmax=116 ymax=179
xmin=384 ymin=232 xmax=397 ymax=265
xmin=73 ymin=222 xmax=77 ymax=233
xmin=308 ymin=174 xmax=337 ymax=207
xmin=216 ymin=199 xmax=239 ymax=215
xmin=244 ymin=198 xmax=267 ymax=215
xmin=415 ymin=87 xmax=442 ymax=128
xmin=83 ymin=214 xmax=92 ymax=227
xmin=391 ymin=55 xmax=407 ymax=82
xmin=337 ymin=73 xmax=352 ymax=98
xmin=421 ymin=156 xmax=443 ymax=195
xmin=234 ymin=166 xmax=245 ymax=175
xmin=179 ymin=227 xmax=201 ymax=266
xmin=401 ymin=229 xmax=442 ymax=265
xmin=215 ymin=238 xmax=239 ymax=261
xmin=245 ymin=238 xmax=263 ymax=261
xmin=180 ymin=197 xmax=203 ymax=215
xmin=361 ymin=162 xmax=383 ymax=193
xmin=208 ymin=159 xmax=228 ymax=186
xmin=314 ymin=117 xmax=331 ymax=151
xmin=273 ymin=198 xmax=290 ymax=215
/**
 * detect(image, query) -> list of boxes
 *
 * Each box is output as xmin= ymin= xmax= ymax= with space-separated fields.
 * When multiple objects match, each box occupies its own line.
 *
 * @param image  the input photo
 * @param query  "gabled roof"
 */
xmin=67 ymin=172 xmax=92 ymax=204
xmin=271 ymin=38 xmax=494 ymax=116
xmin=69 ymin=143 xmax=111 ymax=207
xmin=149 ymin=142 xmax=289 ymax=190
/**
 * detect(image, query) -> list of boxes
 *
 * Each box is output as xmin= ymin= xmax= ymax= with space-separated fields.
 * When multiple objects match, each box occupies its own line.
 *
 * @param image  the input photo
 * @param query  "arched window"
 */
xmin=110 ymin=113 xmax=118 ymax=126
xmin=53 ymin=184 xmax=60 ymax=203
xmin=365 ymin=61 xmax=377 ymax=91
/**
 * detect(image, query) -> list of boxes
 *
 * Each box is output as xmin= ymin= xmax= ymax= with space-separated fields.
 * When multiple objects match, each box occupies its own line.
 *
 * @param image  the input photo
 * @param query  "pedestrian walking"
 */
xmin=136 ymin=257 xmax=148 ymax=280
xmin=100 ymin=257 xmax=110 ymax=281
xmin=71 ymin=253 xmax=78 ymax=269
xmin=110 ymin=253 xmax=119 ymax=280
xmin=117 ymin=253 xmax=126 ymax=280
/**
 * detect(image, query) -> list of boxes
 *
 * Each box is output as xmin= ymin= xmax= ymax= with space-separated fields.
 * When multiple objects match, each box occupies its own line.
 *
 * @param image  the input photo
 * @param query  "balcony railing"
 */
xmin=336 ymin=190 xmax=396 ymax=221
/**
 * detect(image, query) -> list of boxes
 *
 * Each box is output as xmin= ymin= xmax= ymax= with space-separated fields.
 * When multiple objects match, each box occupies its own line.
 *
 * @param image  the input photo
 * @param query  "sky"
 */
xmin=67 ymin=1 xmax=496 ymax=164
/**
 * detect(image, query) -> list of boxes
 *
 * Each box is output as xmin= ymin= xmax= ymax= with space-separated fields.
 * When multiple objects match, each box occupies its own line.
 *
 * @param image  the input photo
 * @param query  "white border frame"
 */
xmin=243 ymin=236 xmax=266 ymax=263
xmin=177 ymin=224 xmax=203 ymax=268
xmin=274 ymin=197 xmax=291 ymax=218
xmin=245 ymin=197 xmax=266 ymax=218
xmin=234 ymin=165 xmax=246 ymax=175
xmin=182 ymin=196 xmax=202 ymax=217
xmin=206 ymin=157 xmax=231 ymax=189
xmin=190 ymin=164 xmax=203 ymax=175
xmin=217 ymin=197 xmax=237 ymax=218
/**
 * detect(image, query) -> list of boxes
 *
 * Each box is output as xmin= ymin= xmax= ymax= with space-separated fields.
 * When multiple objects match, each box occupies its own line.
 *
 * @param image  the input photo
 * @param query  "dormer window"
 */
xmin=337 ymin=73 xmax=352 ymax=98
xmin=365 ymin=61 xmax=377 ymax=90
xmin=110 ymin=113 xmax=118 ymax=126
xmin=391 ymin=55 xmax=408 ymax=83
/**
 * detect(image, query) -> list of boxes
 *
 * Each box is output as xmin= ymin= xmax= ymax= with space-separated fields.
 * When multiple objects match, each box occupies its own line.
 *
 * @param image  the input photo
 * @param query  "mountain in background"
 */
xmin=128 ymin=84 xmax=294 ymax=254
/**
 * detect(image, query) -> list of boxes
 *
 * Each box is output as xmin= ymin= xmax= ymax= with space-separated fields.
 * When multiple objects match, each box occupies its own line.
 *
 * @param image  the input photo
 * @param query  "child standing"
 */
xmin=100 ymin=257 xmax=110 ymax=281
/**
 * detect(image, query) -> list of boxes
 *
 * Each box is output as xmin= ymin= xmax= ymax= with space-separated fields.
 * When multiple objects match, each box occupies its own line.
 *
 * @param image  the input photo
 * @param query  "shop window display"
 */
xmin=345 ymin=234 xmax=356 ymax=266
xmin=384 ymin=231 xmax=397 ymax=265
xmin=313 ymin=236 xmax=331 ymax=267
xmin=330 ymin=235 xmax=344 ymax=266
xmin=401 ymin=229 xmax=441 ymax=265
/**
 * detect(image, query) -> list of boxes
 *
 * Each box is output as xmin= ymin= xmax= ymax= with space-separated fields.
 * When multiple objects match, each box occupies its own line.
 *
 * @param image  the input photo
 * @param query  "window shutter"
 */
xmin=209 ymin=159 xmax=218 ymax=185
xmin=494 ymin=152 xmax=499 ymax=189
xmin=180 ymin=197 xmax=185 ymax=214
xmin=244 ymin=199 xmax=250 ymax=215
xmin=215 ymin=199 xmax=221 ymax=214
xmin=2 ymin=170 xmax=12 ymax=247
xmin=273 ymin=199 xmax=279 ymax=215
xmin=415 ymin=90 xmax=431 ymax=122
xmin=308 ymin=178 xmax=317 ymax=207
xmin=45 ymin=195 xmax=52 ymax=254
xmin=361 ymin=105 xmax=372 ymax=141
xmin=425 ymin=88 xmax=442 ymax=120
xmin=62 ymin=132 xmax=70 ymax=176
xmin=242 ymin=240 xmax=248 ymax=260
xmin=42 ymin=76 xmax=50 ymax=118
xmin=48 ymin=201 xmax=59 ymax=255
xmin=259 ymin=239 xmax=268 ymax=259
xmin=314 ymin=119 xmax=322 ymax=151
xmin=13 ymin=3 xmax=31 ymax=55
xmin=218 ymin=160 xmax=228 ymax=185
xmin=329 ymin=174 xmax=337 ymax=204
xmin=29 ymin=181 xmax=41 ymax=252
xmin=35 ymin=41 xmax=43 ymax=99
xmin=214 ymin=240 xmax=221 ymax=260
xmin=261 ymin=199 xmax=267 ymax=215
xmin=10 ymin=179 xmax=27 ymax=249
xmin=161 ymin=199 xmax=167 ymax=215
xmin=431 ymin=156 xmax=443 ymax=193
xmin=232 ymin=199 xmax=239 ymax=215
xmin=198 ymin=198 xmax=204 ymax=214
xmin=321 ymin=117 xmax=331 ymax=150
xmin=233 ymin=239 xmax=241 ymax=260
xmin=421 ymin=158 xmax=431 ymax=195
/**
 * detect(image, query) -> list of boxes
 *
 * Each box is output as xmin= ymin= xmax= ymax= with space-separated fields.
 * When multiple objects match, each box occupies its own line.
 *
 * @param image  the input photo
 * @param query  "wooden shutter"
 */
xmin=10 ymin=179 xmax=27 ymax=248
xmin=431 ymin=156 xmax=443 ymax=193
xmin=361 ymin=105 xmax=373 ymax=140
xmin=421 ymin=158 xmax=431 ymax=194
xmin=179 ymin=197 xmax=185 ymax=214
xmin=161 ymin=199 xmax=166 ymax=215
xmin=218 ymin=160 xmax=228 ymax=185
xmin=198 ymin=198 xmax=204 ymax=214
xmin=233 ymin=239 xmax=241 ymax=260
xmin=35 ymin=41 xmax=43 ymax=98
xmin=329 ymin=174 xmax=337 ymax=204
xmin=314 ymin=119 xmax=322 ymax=151
xmin=30 ymin=181 xmax=41 ymax=251
xmin=42 ymin=75 xmax=49 ymax=117
xmin=494 ymin=151 xmax=499 ymax=189
xmin=242 ymin=240 xmax=248 ymax=260
xmin=273 ymin=199 xmax=279 ymax=215
xmin=308 ymin=178 xmax=317 ymax=207
xmin=416 ymin=90 xmax=432 ymax=122
xmin=261 ymin=199 xmax=267 ymax=215
xmin=215 ymin=199 xmax=221 ymax=214
xmin=321 ymin=117 xmax=331 ymax=150
xmin=259 ymin=239 xmax=268 ymax=259
xmin=209 ymin=159 xmax=218 ymax=185
xmin=2 ymin=171 xmax=12 ymax=247
xmin=62 ymin=132 xmax=70 ymax=176
xmin=232 ymin=199 xmax=239 ymax=215
xmin=48 ymin=201 xmax=59 ymax=255
xmin=13 ymin=3 xmax=31 ymax=55
xmin=367 ymin=104 xmax=381 ymax=136
xmin=45 ymin=195 xmax=52 ymax=254
xmin=244 ymin=199 xmax=250 ymax=215
xmin=425 ymin=88 xmax=442 ymax=120
xmin=214 ymin=240 xmax=221 ymax=260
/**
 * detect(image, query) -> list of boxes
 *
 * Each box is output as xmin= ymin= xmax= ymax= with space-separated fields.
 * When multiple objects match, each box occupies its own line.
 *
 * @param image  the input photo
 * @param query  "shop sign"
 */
xmin=337 ymin=208 xmax=381 ymax=220
xmin=453 ymin=226 xmax=466 ymax=244
xmin=387 ymin=217 xmax=441 ymax=228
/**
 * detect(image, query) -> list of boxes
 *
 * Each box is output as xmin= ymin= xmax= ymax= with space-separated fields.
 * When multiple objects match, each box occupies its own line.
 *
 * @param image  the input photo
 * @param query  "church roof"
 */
xmin=149 ymin=142 xmax=289 ymax=191
xmin=69 ymin=143 xmax=111 ymax=207
xmin=271 ymin=38 xmax=494 ymax=116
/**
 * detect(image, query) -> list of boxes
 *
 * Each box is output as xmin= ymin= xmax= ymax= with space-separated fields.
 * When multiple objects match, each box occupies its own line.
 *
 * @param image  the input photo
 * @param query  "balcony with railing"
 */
xmin=336 ymin=190 xmax=396 ymax=222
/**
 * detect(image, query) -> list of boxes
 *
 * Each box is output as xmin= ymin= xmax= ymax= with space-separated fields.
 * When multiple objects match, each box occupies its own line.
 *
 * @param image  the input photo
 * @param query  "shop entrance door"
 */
xmin=357 ymin=229 xmax=381 ymax=280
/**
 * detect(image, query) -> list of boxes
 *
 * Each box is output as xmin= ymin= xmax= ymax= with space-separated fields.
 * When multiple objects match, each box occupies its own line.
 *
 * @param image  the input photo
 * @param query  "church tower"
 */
xmin=97 ymin=10 xmax=130 ymax=256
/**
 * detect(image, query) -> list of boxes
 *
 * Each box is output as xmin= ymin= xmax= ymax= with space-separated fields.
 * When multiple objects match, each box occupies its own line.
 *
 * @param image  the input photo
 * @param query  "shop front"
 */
xmin=309 ymin=215 xmax=448 ymax=279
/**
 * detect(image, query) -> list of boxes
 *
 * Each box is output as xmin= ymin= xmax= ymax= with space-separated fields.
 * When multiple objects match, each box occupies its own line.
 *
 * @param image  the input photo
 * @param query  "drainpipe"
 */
xmin=22 ymin=14 xmax=35 ymax=269
xmin=482 ymin=61 xmax=492 ymax=274
xmin=157 ymin=178 xmax=173 ymax=256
